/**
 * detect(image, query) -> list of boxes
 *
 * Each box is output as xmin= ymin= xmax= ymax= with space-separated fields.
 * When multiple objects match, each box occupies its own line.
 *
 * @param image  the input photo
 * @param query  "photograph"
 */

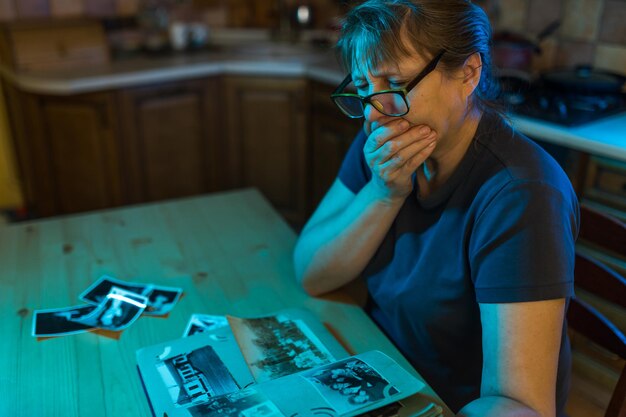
xmin=155 ymin=345 xmax=240 ymax=407
xmin=143 ymin=285 xmax=184 ymax=316
xmin=183 ymin=314 xmax=230 ymax=337
xmin=185 ymin=388 xmax=285 ymax=417
xmin=72 ymin=286 xmax=148 ymax=331
xmin=229 ymin=314 xmax=335 ymax=382
xmin=79 ymin=275 xmax=153 ymax=305
xmin=31 ymin=305 xmax=97 ymax=337
xmin=302 ymin=358 xmax=399 ymax=415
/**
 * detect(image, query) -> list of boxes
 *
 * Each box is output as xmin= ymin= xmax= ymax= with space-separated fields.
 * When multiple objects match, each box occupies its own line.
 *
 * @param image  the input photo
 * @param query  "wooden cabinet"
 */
xmin=309 ymin=81 xmax=361 ymax=215
xmin=4 ymin=86 xmax=122 ymax=216
xmin=223 ymin=76 xmax=308 ymax=225
xmin=118 ymin=78 xmax=220 ymax=204
xmin=582 ymin=156 xmax=626 ymax=220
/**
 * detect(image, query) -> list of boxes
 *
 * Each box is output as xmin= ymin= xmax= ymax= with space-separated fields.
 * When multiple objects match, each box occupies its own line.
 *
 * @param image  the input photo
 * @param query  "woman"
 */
xmin=293 ymin=1 xmax=578 ymax=417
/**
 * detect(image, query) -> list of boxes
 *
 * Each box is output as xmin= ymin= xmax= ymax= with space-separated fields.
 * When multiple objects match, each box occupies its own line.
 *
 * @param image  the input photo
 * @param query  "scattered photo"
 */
xmin=183 ymin=314 xmax=230 ymax=337
xmin=186 ymin=388 xmax=285 ymax=417
xmin=32 ymin=305 xmax=97 ymax=337
xmin=79 ymin=275 xmax=153 ymax=305
xmin=72 ymin=287 xmax=148 ymax=331
xmin=155 ymin=345 xmax=239 ymax=407
xmin=144 ymin=285 xmax=184 ymax=316
xmin=229 ymin=315 xmax=335 ymax=382
xmin=302 ymin=358 xmax=399 ymax=415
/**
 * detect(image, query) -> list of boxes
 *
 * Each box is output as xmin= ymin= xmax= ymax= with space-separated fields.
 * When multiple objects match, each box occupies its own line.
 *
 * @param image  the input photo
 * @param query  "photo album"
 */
xmin=136 ymin=308 xmax=426 ymax=417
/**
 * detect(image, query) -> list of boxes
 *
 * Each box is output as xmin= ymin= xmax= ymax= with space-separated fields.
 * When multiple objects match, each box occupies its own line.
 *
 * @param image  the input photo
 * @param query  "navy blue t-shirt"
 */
xmin=337 ymin=112 xmax=578 ymax=415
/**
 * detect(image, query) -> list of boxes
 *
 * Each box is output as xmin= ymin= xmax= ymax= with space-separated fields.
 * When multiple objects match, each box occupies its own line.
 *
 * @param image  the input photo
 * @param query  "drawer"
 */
xmin=583 ymin=156 xmax=626 ymax=212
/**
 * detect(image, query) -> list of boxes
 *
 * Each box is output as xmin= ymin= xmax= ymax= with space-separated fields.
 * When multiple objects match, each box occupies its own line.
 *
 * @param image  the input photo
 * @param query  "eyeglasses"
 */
xmin=331 ymin=50 xmax=445 ymax=118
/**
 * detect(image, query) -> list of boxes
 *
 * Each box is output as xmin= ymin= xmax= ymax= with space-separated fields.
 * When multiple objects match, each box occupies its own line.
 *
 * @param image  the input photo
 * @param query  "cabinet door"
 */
xmin=118 ymin=78 xmax=219 ymax=203
xmin=582 ymin=156 xmax=626 ymax=217
xmin=223 ymin=76 xmax=308 ymax=225
xmin=34 ymin=92 xmax=121 ymax=215
xmin=309 ymin=81 xmax=361 ymax=214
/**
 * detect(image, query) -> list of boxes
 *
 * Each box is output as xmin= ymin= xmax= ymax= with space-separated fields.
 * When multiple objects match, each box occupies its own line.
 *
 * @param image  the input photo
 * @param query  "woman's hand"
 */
xmin=364 ymin=118 xmax=438 ymax=202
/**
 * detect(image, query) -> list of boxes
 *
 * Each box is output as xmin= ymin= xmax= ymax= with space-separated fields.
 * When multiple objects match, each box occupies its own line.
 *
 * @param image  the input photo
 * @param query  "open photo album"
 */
xmin=136 ymin=308 xmax=426 ymax=417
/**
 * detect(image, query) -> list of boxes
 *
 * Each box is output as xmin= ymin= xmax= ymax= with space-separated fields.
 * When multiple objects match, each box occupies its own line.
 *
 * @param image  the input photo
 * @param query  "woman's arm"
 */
xmin=457 ymin=299 xmax=566 ymax=417
xmin=294 ymin=178 xmax=405 ymax=295
xmin=294 ymin=119 xmax=438 ymax=296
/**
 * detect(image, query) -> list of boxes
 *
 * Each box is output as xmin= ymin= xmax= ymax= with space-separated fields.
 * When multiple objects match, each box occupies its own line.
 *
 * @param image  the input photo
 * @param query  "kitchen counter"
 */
xmin=1 ymin=42 xmax=625 ymax=162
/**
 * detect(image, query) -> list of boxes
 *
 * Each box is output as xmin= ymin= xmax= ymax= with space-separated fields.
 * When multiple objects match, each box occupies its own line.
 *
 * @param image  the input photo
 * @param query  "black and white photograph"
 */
xmin=31 ymin=305 xmax=97 ymax=337
xmin=183 ymin=314 xmax=230 ymax=337
xmin=229 ymin=315 xmax=335 ymax=382
xmin=72 ymin=286 xmax=148 ymax=331
xmin=155 ymin=345 xmax=239 ymax=407
xmin=186 ymin=388 xmax=285 ymax=417
xmin=143 ymin=285 xmax=183 ymax=316
xmin=302 ymin=358 xmax=399 ymax=415
xmin=78 ymin=275 xmax=153 ymax=305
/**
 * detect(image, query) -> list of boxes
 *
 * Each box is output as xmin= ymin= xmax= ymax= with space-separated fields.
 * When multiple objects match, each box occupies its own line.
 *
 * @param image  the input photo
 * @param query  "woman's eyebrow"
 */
xmin=352 ymin=70 xmax=402 ymax=83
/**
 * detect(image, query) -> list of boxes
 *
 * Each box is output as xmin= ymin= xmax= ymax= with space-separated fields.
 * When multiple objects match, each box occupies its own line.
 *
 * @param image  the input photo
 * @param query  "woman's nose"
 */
xmin=363 ymin=100 xmax=385 ymax=123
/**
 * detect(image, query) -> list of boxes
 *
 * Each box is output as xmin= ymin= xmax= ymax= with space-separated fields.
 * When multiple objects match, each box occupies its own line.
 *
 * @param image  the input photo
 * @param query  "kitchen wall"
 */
xmin=491 ymin=0 xmax=626 ymax=74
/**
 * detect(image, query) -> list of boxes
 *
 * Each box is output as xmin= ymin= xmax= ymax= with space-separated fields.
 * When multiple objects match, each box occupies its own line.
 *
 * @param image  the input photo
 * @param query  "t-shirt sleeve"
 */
xmin=469 ymin=180 xmax=579 ymax=303
xmin=338 ymin=129 xmax=372 ymax=194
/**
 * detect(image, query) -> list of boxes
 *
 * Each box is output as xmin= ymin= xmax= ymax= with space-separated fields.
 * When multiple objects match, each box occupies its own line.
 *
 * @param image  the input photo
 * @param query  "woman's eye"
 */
xmin=389 ymin=81 xmax=407 ymax=89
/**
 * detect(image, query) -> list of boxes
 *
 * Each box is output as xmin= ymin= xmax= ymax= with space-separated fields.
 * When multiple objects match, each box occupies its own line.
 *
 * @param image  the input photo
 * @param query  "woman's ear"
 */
xmin=462 ymin=52 xmax=483 ymax=96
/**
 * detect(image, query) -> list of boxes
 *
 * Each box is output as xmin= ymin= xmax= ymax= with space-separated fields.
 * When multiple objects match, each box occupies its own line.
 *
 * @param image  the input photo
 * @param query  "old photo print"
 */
xmin=155 ymin=345 xmax=239 ymax=407
xmin=79 ymin=275 xmax=153 ymax=305
xmin=186 ymin=388 xmax=285 ymax=417
xmin=302 ymin=358 xmax=399 ymax=415
xmin=183 ymin=314 xmax=230 ymax=337
xmin=229 ymin=314 xmax=335 ymax=382
xmin=72 ymin=287 xmax=148 ymax=331
xmin=143 ymin=285 xmax=183 ymax=316
xmin=32 ymin=305 xmax=97 ymax=337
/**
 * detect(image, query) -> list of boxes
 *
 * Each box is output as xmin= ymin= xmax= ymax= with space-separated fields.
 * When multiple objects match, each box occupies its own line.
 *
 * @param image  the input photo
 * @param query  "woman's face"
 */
xmin=353 ymin=47 xmax=475 ymax=158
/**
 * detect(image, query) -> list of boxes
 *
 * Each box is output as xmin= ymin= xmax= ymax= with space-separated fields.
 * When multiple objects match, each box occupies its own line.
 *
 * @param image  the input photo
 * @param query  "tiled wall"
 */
xmin=493 ymin=0 xmax=626 ymax=74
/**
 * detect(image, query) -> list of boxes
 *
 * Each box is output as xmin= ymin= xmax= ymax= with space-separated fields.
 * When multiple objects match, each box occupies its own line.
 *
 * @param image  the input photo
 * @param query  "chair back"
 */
xmin=569 ymin=205 xmax=626 ymax=417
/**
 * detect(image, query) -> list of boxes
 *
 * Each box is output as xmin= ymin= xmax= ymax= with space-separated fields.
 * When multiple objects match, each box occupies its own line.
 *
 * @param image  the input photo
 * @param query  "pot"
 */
xmin=541 ymin=66 xmax=626 ymax=94
xmin=493 ymin=20 xmax=560 ymax=71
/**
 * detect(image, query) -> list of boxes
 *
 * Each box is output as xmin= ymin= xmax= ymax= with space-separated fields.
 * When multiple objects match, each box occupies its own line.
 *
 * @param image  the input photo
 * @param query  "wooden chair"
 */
xmin=568 ymin=205 xmax=626 ymax=417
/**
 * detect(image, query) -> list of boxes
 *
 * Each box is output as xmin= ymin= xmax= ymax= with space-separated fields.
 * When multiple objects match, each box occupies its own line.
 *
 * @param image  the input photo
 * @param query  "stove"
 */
xmin=499 ymin=76 xmax=626 ymax=126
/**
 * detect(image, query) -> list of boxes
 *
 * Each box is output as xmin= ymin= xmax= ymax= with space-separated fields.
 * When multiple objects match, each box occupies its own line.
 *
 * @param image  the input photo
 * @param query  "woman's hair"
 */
xmin=336 ymin=0 xmax=502 ymax=114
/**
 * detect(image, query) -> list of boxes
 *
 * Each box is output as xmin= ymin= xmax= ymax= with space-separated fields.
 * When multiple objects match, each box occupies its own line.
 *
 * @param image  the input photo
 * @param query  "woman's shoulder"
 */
xmin=473 ymin=112 xmax=572 ymax=191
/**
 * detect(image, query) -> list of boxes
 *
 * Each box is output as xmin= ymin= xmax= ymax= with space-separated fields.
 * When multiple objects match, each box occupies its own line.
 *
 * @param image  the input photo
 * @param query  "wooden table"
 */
xmin=0 ymin=188 xmax=451 ymax=417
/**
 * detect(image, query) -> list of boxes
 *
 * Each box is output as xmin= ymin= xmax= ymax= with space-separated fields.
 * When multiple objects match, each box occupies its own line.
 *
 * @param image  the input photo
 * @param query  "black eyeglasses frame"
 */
xmin=330 ymin=50 xmax=446 ymax=118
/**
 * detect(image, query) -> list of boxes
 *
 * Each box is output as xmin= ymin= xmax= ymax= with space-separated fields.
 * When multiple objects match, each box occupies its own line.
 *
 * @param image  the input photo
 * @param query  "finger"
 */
xmin=374 ymin=126 xmax=436 ymax=165
xmin=399 ymin=140 xmax=437 ymax=176
xmin=377 ymin=134 xmax=437 ymax=174
xmin=364 ymin=119 xmax=410 ymax=153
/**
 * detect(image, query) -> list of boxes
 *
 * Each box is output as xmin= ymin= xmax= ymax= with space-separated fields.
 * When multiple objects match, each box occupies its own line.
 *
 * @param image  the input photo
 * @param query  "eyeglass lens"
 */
xmin=335 ymin=92 xmax=408 ymax=117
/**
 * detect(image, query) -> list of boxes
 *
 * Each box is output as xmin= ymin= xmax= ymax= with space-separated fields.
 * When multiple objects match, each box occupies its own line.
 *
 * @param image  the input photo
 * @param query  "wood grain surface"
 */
xmin=0 ymin=188 xmax=451 ymax=417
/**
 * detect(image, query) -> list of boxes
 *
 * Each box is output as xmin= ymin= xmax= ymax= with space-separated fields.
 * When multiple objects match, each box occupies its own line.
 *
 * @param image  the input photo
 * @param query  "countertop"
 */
xmin=2 ymin=40 xmax=625 ymax=162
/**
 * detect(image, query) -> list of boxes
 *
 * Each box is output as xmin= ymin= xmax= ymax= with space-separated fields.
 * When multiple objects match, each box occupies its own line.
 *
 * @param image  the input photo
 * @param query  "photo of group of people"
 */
xmin=230 ymin=315 xmax=335 ymax=382
xmin=302 ymin=358 xmax=399 ymax=415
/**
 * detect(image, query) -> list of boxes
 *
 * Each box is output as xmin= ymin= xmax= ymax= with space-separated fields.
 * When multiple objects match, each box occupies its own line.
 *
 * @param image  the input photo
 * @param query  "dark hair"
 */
xmin=336 ymin=0 xmax=502 ymax=115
